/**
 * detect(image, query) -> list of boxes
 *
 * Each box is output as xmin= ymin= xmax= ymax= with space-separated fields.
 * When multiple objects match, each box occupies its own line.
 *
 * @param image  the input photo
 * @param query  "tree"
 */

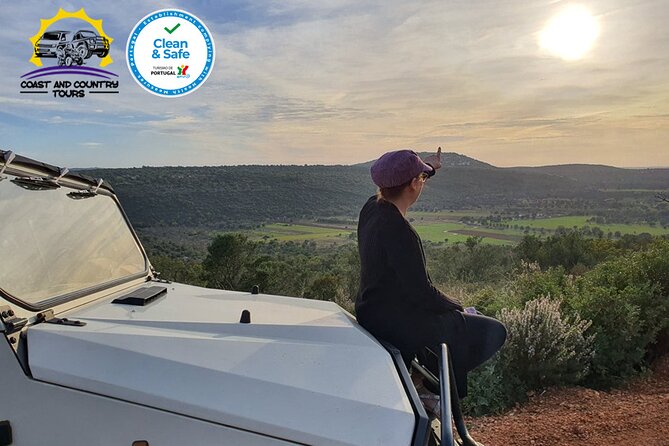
xmin=465 ymin=236 xmax=482 ymax=251
xmin=515 ymin=231 xmax=596 ymax=271
xmin=305 ymin=274 xmax=342 ymax=301
xmin=516 ymin=235 xmax=543 ymax=262
xmin=203 ymin=233 xmax=256 ymax=290
xmin=591 ymin=227 xmax=604 ymax=239
xmin=150 ymin=255 xmax=204 ymax=286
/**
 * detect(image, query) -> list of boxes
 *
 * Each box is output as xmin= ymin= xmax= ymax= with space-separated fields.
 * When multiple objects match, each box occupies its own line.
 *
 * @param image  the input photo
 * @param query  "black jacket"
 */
xmin=355 ymin=195 xmax=463 ymax=360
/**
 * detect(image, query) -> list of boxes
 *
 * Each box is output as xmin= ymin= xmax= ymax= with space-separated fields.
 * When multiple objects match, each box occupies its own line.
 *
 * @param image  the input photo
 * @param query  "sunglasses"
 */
xmin=418 ymin=172 xmax=430 ymax=182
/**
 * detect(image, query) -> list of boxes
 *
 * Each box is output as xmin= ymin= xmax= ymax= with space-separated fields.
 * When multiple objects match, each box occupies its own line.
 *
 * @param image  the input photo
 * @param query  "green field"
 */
xmin=500 ymin=216 xmax=669 ymax=236
xmin=241 ymin=214 xmax=668 ymax=246
xmin=247 ymin=223 xmax=354 ymax=243
xmin=413 ymin=223 xmax=516 ymax=245
xmin=409 ymin=210 xmax=493 ymax=221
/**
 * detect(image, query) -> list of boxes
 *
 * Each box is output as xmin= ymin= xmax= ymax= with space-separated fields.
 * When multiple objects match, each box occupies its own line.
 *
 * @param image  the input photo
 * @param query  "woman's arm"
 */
xmin=384 ymin=220 xmax=463 ymax=313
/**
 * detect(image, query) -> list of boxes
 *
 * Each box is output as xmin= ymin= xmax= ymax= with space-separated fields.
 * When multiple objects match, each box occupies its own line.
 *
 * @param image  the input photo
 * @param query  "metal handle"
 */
xmin=440 ymin=343 xmax=480 ymax=446
xmin=439 ymin=343 xmax=454 ymax=446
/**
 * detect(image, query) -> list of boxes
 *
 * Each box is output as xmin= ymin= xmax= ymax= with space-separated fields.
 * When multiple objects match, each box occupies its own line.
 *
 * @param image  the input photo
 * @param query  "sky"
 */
xmin=1 ymin=0 xmax=668 ymax=168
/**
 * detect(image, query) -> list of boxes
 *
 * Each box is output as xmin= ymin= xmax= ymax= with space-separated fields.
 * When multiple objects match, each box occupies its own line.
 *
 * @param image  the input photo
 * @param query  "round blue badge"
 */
xmin=126 ymin=9 xmax=216 ymax=97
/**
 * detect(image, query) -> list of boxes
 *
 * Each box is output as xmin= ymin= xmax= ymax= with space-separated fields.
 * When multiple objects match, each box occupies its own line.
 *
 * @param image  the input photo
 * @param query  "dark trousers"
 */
xmin=416 ymin=312 xmax=507 ymax=398
xmin=358 ymin=307 xmax=507 ymax=399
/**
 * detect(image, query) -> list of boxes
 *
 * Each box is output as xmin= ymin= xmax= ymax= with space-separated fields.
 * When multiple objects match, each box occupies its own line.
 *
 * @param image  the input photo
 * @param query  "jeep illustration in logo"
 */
xmin=20 ymin=8 xmax=119 ymax=98
xmin=34 ymin=30 xmax=110 ymax=66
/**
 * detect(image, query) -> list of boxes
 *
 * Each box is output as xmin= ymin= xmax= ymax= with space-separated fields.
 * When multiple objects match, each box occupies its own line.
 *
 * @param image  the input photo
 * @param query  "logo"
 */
xmin=19 ymin=8 xmax=119 ymax=98
xmin=177 ymin=65 xmax=189 ymax=78
xmin=126 ymin=9 xmax=215 ymax=97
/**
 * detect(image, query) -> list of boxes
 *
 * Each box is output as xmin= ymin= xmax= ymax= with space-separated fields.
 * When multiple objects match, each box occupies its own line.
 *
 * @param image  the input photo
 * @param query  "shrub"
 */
xmin=461 ymin=358 xmax=509 ymax=416
xmin=426 ymin=242 xmax=516 ymax=285
xmin=304 ymin=274 xmax=343 ymax=301
xmin=568 ymin=283 xmax=652 ymax=387
xmin=150 ymin=255 xmax=205 ymax=286
xmin=515 ymin=232 xmax=596 ymax=271
xmin=497 ymin=297 xmax=594 ymax=402
xmin=466 ymin=287 xmax=514 ymax=317
xmin=506 ymin=263 xmax=578 ymax=307
xmin=463 ymin=297 xmax=594 ymax=415
xmin=466 ymin=262 xmax=577 ymax=316
xmin=566 ymin=239 xmax=669 ymax=386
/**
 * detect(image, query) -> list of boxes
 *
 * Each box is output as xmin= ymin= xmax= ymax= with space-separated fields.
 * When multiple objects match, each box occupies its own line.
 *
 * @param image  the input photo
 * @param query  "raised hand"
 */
xmin=424 ymin=147 xmax=442 ymax=170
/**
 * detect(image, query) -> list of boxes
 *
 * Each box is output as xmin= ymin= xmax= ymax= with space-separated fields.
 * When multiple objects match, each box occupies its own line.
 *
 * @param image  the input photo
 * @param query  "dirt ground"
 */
xmin=466 ymin=356 xmax=669 ymax=446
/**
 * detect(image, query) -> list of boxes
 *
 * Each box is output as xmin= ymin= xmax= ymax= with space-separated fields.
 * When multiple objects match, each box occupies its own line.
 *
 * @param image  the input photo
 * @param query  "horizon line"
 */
xmin=74 ymin=161 xmax=669 ymax=170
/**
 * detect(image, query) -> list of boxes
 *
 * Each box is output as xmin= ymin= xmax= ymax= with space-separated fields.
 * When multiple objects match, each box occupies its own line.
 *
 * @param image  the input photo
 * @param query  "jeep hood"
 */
xmin=27 ymin=283 xmax=415 ymax=445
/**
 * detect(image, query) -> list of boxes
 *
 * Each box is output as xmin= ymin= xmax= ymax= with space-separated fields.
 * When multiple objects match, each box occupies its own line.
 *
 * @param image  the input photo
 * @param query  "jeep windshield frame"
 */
xmin=0 ymin=152 xmax=150 ymax=312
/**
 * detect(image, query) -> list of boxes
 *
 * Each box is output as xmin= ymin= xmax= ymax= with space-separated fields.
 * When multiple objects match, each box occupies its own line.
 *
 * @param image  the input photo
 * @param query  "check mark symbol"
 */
xmin=164 ymin=23 xmax=181 ymax=34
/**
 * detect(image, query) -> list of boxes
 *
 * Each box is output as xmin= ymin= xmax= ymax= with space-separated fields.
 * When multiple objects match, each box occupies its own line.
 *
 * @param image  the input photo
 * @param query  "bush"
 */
xmin=304 ymin=274 xmax=343 ymax=301
xmin=506 ymin=263 xmax=578 ymax=308
xmin=515 ymin=232 xmax=596 ymax=271
xmin=515 ymin=232 xmax=625 ymax=274
xmin=465 ymin=287 xmax=513 ymax=317
xmin=463 ymin=297 xmax=594 ymax=415
xmin=461 ymin=359 xmax=509 ymax=416
xmin=568 ymin=283 xmax=652 ymax=387
xmin=566 ymin=239 xmax=669 ymax=386
xmin=427 ymin=242 xmax=516 ymax=285
xmin=150 ymin=255 xmax=205 ymax=286
xmin=498 ymin=298 xmax=594 ymax=398
xmin=466 ymin=262 xmax=577 ymax=316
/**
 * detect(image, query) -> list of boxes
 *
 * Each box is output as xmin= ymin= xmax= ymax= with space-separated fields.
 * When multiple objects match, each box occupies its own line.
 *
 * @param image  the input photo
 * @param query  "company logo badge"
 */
xmin=19 ymin=8 xmax=119 ymax=98
xmin=126 ymin=9 xmax=215 ymax=97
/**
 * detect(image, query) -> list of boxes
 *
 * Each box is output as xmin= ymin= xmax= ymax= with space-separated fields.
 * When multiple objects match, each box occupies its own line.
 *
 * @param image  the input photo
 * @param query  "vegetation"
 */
xmin=567 ymin=240 xmax=669 ymax=386
xmin=463 ymin=298 xmax=594 ymax=416
xmin=83 ymin=156 xmax=669 ymax=239
xmin=461 ymin=237 xmax=669 ymax=414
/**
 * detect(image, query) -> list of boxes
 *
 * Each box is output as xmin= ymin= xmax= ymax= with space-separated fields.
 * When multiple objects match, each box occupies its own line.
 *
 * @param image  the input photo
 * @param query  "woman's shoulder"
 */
xmin=361 ymin=196 xmax=414 ymax=232
xmin=361 ymin=195 xmax=400 ymax=219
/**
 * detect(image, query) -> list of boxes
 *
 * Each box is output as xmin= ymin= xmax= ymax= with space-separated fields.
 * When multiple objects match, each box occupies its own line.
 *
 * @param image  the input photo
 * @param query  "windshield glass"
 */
xmin=0 ymin=178 xmax=147 ymax=307
xmin=42 ymin=32 xmax=63 ymax=40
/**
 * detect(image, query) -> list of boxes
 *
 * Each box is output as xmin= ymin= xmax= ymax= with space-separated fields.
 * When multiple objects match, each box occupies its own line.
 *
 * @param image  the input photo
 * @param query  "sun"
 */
xmin=539 ymin=4 xmax=600 ymax=61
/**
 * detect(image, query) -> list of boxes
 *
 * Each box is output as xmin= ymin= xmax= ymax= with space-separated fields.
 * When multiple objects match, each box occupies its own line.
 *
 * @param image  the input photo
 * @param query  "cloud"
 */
xmin=0 ymin=0 xmax=668 ymax=167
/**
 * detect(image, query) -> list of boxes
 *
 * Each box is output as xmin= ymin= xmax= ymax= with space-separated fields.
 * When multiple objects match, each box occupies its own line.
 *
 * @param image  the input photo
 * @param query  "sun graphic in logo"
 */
xmin=29 ymin=8 xmax=114 ymax=67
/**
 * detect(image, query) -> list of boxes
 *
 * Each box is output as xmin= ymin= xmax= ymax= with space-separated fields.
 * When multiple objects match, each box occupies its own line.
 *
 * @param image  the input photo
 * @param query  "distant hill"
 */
xmin=355 ymin=152 xmax=495 ymax=169
xmin=82 ymin=154 xmax=669 ymax=230
xmin=511 ymin=164 xmax=669 ymax=190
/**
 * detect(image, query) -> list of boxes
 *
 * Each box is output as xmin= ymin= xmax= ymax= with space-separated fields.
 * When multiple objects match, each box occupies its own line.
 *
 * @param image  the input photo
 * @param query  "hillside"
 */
xmin=355 ymin=152 xmax=496 ymax=169
xmin=511 ymin=164 xmax=669 ymax=190
xmin=82 ymin=153 xmax=669 ymax=230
